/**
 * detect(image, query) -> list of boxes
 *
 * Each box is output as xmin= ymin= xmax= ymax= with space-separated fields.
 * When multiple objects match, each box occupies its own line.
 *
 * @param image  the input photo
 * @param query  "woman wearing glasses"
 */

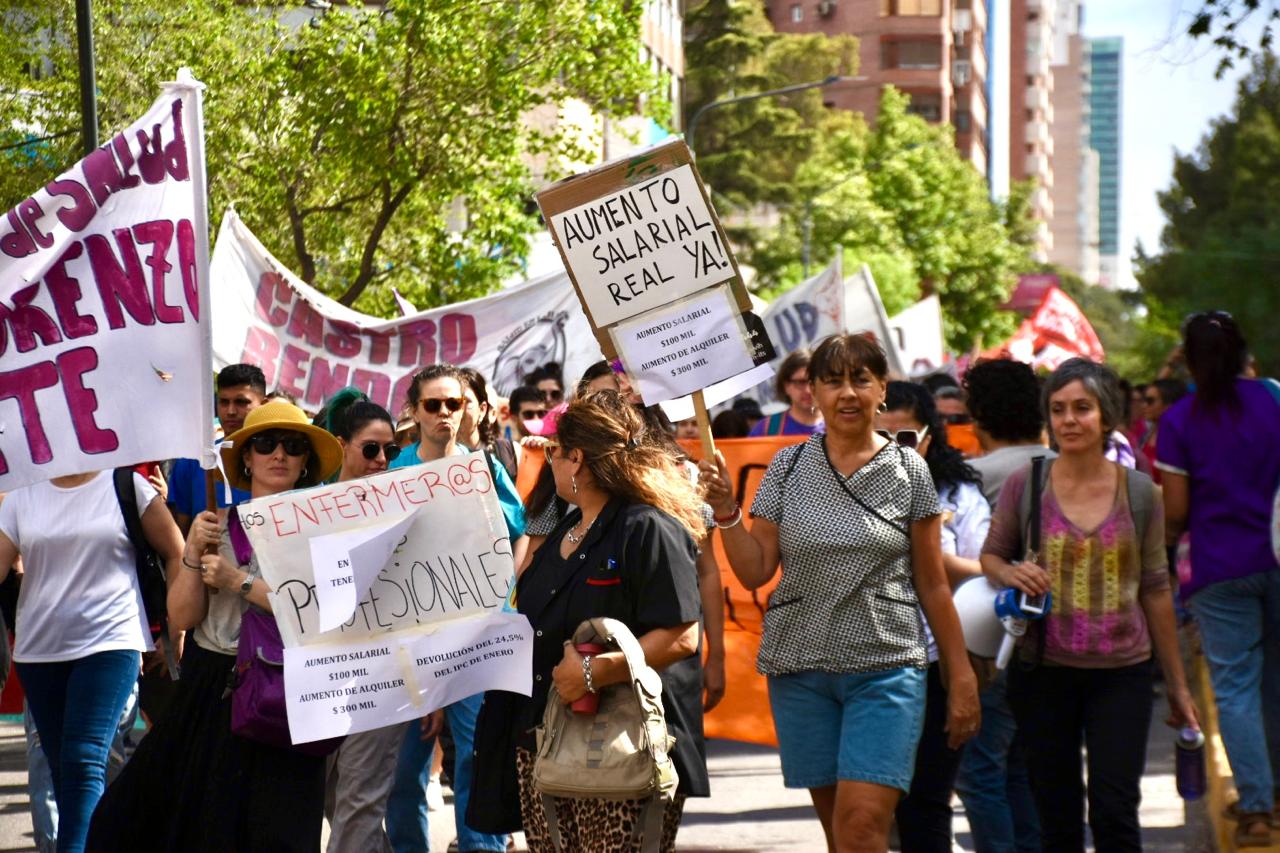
xmin=89 ymin=401 xmax=344 ymax=851
xmin=749 ymin=349 xmax=824 ymax=437
xmin=470 ymin=389 xmax=707 ymax=851
xmin=878 ymin=381 xmax=989 ymax=851
xmin=385 ymin=364 xmax=527 ymax=853
xmin=699 ymin=334 xmax=979 ymax=852
xmin=1157 ymin=313 xmax=1280 ymax=848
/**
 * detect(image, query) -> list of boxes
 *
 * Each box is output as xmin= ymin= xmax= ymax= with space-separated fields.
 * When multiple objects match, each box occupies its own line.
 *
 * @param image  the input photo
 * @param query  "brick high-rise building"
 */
xmin=768 ymin=0 xmax=991 ymax=178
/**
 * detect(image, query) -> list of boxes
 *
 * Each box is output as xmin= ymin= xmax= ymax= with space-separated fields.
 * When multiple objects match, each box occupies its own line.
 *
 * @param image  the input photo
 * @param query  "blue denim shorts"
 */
xmin=767 ymin=667 xmax=927 ymax=792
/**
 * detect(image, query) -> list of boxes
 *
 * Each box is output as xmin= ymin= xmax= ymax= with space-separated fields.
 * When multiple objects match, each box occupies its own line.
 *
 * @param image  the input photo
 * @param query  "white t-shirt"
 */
xmin=0 ymin=471 xmax=157 ymax=663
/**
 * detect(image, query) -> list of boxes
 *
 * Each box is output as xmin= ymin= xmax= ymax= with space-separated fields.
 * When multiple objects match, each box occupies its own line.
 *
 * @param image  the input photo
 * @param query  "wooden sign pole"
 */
xmin=204 ymin=469 xmax=220 ymax=594
xmin=692 ymin=389 xmax=716 ymax=462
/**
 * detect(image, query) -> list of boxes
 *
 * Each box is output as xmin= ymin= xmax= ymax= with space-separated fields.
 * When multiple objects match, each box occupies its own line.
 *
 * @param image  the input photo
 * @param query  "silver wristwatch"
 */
xmin=238 ymin=569 xmax=256 ymax=597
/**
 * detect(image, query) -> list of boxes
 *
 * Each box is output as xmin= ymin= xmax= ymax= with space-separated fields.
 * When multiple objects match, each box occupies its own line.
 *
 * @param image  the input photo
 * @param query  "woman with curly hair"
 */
xmin=469 ymin=390 xmax=708 ymax=852
xmin=878 ymin=381 xmax=990 ymax=851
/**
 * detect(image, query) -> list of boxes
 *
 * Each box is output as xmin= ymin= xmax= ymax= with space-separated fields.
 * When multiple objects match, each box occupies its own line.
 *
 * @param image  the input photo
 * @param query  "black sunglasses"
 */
xmin=360 ymin=441 xmax=401 ymax=462
xmin=520 ymin=408 xmax=548 ymax=421
xmin=249 ymin=433 xmax=311 ymax=457
xmin=419 ymin=397 xmax=465 ymax=414
xmin=541 ymin=388 xmax=564 ymax=403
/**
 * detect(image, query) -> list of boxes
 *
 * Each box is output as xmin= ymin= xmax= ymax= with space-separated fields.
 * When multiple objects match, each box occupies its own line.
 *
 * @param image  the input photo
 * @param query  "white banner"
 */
xmin=889 ymin=295 xmax=947 ymax=377
xmin=0 ymin=71 xmax=214 ymax=491
xmin=239 ymin=453 xmax=533 ymax=743
xmin=209 ymin=208 xmax=604 ymax=410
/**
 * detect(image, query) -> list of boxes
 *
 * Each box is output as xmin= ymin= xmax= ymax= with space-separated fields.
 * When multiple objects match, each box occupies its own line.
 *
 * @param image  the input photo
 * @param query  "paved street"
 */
xmin=0 ymin=695 xmax=1210 ymax=852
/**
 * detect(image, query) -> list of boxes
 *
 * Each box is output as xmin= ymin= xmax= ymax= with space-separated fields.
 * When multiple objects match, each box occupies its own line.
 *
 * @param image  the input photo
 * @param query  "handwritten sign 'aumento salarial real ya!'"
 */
xmin=549 ymin=163 xmax=735 ymax=327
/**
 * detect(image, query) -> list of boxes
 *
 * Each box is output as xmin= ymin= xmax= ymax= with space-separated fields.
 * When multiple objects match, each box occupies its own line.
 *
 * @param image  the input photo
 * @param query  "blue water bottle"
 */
xmin=1175 ymin=727 xmax=1206 ymax=800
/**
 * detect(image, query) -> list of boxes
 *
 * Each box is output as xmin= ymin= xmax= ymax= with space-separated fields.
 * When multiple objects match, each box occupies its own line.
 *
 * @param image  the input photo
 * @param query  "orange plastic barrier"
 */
xmin=679 ymin=436 xmax=807 ymax=746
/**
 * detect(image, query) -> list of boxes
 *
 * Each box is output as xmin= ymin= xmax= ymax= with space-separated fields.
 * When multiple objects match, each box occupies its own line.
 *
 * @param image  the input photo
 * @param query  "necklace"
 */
xmin=566 ymin=516 xmax=595 ymax=545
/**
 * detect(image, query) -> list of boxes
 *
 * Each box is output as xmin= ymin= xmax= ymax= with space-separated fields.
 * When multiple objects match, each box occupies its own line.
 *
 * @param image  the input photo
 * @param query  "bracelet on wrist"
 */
xmin=712 ymin=505 xmax=740 ymax=523
xmin=182 ymin=555 xmax=202 ymax=571
xmin=581 ymin=654 xmax=597 ymax=694
xmin=714 ymin=506 xmax=743 ymax=529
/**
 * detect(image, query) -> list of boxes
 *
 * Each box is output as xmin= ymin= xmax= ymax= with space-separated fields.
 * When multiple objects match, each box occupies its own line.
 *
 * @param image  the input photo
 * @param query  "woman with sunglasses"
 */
xmin=469 ymin=389 xmax=707 ymax=851
xmin=385 ymin=364 xmax=527 ymax=853
xmin=877 ymin=381 xmax=989 ymax=851
xmin=1158 ymin=313 xmax=1280 ymax=848
xmin=89 ymin=401 xmax=344 ymax=851
xmin=699 ymin=334 xmax=980 ymax=852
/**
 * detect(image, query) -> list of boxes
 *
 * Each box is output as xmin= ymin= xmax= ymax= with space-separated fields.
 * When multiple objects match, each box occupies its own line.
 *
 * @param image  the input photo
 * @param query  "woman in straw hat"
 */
xmin=89 ymin=401 xmax=343 ymax=853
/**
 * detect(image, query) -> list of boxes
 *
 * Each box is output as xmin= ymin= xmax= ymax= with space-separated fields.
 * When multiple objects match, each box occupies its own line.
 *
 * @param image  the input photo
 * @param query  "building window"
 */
xmin=882 ymin=39 xmax=942 ymax=69
xmin=905 ymin=91 xmax=942 ymax=122
xmin=954 ymin=109 xmax=971 ymax=132
xmin=881 ymin=0 xmax=943 ymax=15
xmin=791 ymin=3 xmax=803 ymax=22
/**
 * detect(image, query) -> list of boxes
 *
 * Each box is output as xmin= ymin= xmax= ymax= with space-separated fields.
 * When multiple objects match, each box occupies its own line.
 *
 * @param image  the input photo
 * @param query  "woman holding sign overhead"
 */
xmin=470 ymin=389 xmax=708 ymax=852
xmin=698 ymin=333 xmax=980 ymax=853
xmin=89 ymin=401 xmax=344 ymax=853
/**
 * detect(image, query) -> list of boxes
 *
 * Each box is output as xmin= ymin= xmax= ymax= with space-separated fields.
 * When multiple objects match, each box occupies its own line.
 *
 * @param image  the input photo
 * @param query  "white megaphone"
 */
xmin=953 ymin=577 xmax=1052 ymax=670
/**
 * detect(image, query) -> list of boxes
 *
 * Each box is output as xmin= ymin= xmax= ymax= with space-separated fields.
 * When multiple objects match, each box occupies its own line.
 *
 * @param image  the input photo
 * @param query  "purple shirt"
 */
xmin=747 ymin=410 xmax=824 ymax=437
xmin=1156 ymin=378 xmax=1280 ymax=597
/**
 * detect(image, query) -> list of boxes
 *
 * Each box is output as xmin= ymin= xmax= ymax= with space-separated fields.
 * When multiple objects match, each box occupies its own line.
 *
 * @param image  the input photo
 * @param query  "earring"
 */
xmin=877 ymin=401 xmax=888 ymax=414
xmin=243 ymin=466 xmax=251 ymax=479
xmin=571 ymin=474 xmax=579 ymax=495
xmin=302 ymin=466 xmax=309 ymax=479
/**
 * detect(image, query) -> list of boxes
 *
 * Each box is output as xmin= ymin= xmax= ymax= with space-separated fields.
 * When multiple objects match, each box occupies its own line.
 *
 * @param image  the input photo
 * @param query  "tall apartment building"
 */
xmin=768 ymin=0 xmax=991 ymax=178
xmin=1089 ymin=36 xmax=1122 ymax=288
xmin=1045 ymin=6 xmax=1100 ymax=282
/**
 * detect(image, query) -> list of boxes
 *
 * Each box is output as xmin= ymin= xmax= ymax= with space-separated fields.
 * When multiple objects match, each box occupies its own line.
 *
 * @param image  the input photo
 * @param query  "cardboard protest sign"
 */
xmin=537 ymin=139 xmax=774 ymax=423
xmin=238 ymin=453 xmax=533 ymax=743
xmin=0 ymin=71 xmax=214 ymax=491
xmin=209 ymin=208 xmax=603 ymax=408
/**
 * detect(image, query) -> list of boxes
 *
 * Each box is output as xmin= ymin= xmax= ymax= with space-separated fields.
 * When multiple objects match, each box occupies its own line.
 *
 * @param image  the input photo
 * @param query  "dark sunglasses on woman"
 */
xmin=419 ymin=397 xmax=465 ymax=414
xmin=360 ymin=441 xmax=401 ymax=462
xmin=249 ymin=433 xmax=311 ymax=456
xmin=542 ymin=388 xmax=564 ymax=403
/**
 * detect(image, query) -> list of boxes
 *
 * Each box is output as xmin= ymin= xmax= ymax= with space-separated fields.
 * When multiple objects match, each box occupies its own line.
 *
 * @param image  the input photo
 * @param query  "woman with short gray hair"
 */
xmin=980 ymin=357 xmax=1198 ymax=851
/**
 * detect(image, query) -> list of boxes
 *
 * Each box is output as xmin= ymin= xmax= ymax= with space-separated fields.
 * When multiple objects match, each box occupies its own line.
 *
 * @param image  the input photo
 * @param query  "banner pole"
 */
xmin=692 ymin=389 xmax=715 ymax=462
xmin=74 ymin=0 xmax=98 ymax=155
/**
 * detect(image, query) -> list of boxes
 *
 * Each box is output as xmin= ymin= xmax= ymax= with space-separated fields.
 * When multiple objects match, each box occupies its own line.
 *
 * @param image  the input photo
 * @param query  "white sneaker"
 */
xmin=426 ymin=778 xmax=445 ymax=811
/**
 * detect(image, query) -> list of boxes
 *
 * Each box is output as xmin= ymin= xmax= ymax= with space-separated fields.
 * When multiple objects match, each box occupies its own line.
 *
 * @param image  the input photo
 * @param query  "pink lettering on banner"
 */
xmin=366 ymin=330 xmax=393 ymax=365
xmin=255 ymin=272 xmax=291 ymax=327
xmin=109 ymin=134 xmax=142 ymax=191
xmin=390 ymin=372 xmax=416 ymax=416
xmin=131 ymin=220 xmax=183 ymax=324
xmin=0 ymin=284 xmax=63 ymax=356
xmin=163 ymin=99 xmax=190 ymax=181
xmin=439 ymin=313 xmax=477 ymax=364
xmin=351 ymin=369 xmax=391 ymax=410
xmin=278 ymin=343 xmax=310 ymax=397
xmin=287 ymin=299 xmax=324 ymax=348
xmin=241 ymin=328 xmax=282 ymax=385
xmin=0 ymin=361 xmax=59 ymax=473
xmin=17 ymin=198 xmax=52 ymax=250
xmin=1 ymin=209 xmax=38 ymax=259
xmin=86 ymin=230 xmax=157 ymax=329
xmin=305 ymin=358 xmax=349 ymax=405
xmin=58 ymin=346 xmax=117 ymax=455
xmin=324 ymin=319 xmax=361 ymax=359
xmin=45 ymin=178 xmax=96 ymax=233
xmin=44 ymin=243 xmax=98 ymax=339
xmin=81 ymin=146 xmax=127 ymax=207
xmin=135 ymin=121 xmax=169 ymax=185
xmin=397 ymin=319 xmax=437 ymax=368
xmin=177 ymin=219 xmax=200 ymax=320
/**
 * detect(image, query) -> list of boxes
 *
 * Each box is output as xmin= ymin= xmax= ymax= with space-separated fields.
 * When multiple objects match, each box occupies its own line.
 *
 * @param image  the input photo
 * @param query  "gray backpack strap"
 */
xmin=1124 ymin=466 xmax=1154 ymax=541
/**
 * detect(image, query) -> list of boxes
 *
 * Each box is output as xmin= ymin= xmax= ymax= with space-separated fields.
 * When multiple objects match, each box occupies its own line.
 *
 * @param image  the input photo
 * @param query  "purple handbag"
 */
xmin=227 ymin=511 xmax=342 ymax=757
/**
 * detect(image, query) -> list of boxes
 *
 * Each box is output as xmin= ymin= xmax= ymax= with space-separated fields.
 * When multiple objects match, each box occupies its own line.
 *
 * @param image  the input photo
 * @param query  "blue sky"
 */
xmin=1081 ymin=1 xmax=1257 ymax=287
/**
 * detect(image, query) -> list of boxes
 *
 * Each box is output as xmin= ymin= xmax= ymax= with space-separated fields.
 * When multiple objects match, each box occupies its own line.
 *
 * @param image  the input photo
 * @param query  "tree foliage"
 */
xmin=748 ymin=89 xmax=1027 ymax=352
xmin=1186 ymin=0 xmax=1279 ymax=78
xmin=0 ymin=0 xmax=661 ymax=315
xmin=1135 ymin=53 xmax=1280 ymax=373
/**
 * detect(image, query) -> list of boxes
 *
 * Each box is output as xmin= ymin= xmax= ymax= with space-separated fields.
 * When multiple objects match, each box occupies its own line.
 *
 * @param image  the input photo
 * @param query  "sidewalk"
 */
xmin=0 ymin=696 xmax=1207 ymax=852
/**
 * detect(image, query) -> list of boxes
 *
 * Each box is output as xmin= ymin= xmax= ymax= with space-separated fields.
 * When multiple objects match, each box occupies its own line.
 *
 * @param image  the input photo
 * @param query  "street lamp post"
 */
xmin=684 ymin=74 xmax=867 ymax=157
xmin=74 ymin=0 xmax=98 ymax=155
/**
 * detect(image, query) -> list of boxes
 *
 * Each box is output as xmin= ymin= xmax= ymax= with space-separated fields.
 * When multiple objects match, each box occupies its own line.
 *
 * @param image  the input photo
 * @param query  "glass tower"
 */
xmin=1088 ymin=37 xmax=1122 ymax=259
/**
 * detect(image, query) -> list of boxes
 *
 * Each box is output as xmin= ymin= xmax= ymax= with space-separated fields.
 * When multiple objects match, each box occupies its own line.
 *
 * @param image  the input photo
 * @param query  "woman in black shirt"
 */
xmin=469 ymin=390 xmax=708 ymax=852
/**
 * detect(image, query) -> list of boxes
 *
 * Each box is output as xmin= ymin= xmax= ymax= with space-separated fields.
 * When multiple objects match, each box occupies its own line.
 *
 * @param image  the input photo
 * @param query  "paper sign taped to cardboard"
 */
xmin=547 ymin=163 xmax=735 ymax=327
xmin=611 ymin=285 xmax=770 ymax=404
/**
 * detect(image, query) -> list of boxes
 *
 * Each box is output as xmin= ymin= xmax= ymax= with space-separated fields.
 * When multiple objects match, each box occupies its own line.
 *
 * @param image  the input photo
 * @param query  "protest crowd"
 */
xmin=0 ymin=305 xmax=1276 ymax=853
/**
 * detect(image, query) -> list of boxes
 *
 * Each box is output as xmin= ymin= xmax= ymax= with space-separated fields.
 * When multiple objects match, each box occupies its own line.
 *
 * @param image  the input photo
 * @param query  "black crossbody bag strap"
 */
xmin=819 ymin=437 xmax=910 ymax=541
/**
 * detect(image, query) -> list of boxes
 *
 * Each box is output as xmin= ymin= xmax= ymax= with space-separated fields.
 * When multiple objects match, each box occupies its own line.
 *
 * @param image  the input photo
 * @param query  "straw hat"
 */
xmin=220 ymin=400 xmax=343 ymax=491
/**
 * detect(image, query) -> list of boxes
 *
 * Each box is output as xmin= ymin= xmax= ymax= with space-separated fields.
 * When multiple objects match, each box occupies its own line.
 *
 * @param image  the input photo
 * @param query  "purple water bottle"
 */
xmin=1175 ymin=727 xmax=1206 ymax=800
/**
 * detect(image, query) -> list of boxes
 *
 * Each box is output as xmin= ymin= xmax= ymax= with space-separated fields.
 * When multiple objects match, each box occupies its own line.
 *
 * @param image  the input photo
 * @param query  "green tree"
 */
xmin=1 ymin=0 xmax=661 ymax=314
xmin=1135 ymin=53 xmax=1280 ymax=373
xmin=751 ymin=89 xmax=1027 ymax=352
xmin=1186 ymin=0 xmax=1279 ymax=78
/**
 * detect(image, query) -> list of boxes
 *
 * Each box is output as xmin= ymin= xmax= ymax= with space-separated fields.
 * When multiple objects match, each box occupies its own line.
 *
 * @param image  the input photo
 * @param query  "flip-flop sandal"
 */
xmin=1225 ymin=801 xmax=1280 ymax=828
xmin=1234 ymin=814 xmax=1273 ymax=849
